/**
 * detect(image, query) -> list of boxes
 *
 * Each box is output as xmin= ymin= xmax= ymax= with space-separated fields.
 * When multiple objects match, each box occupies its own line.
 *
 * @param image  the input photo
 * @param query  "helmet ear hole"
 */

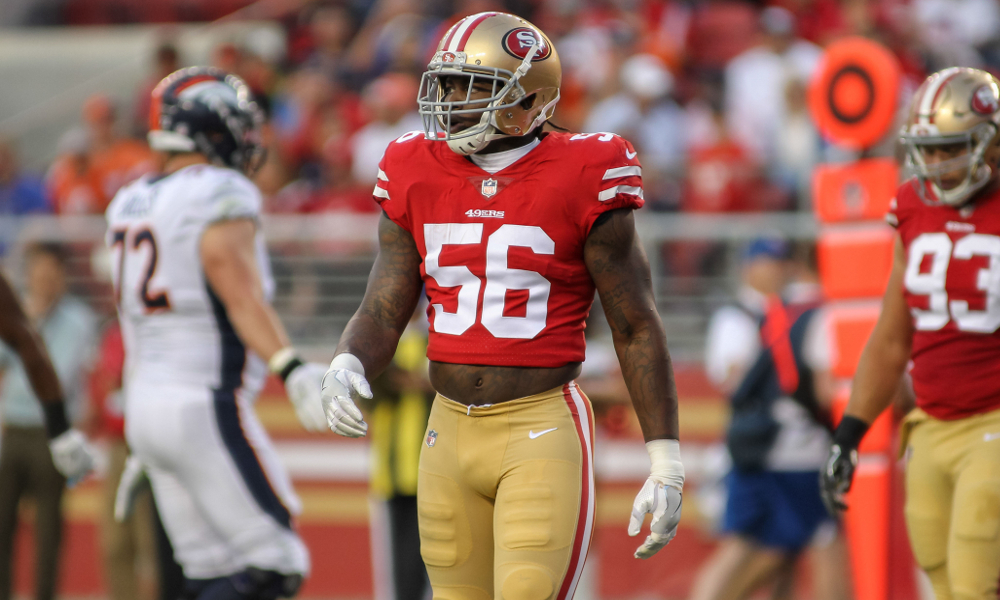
xmin=519 ymin=94 xmax=537 ymax=110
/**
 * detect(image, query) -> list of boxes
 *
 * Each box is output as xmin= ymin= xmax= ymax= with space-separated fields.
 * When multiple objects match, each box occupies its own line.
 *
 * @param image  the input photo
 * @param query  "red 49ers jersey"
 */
xmin=374 ymin=131 xmax=644 ymax=367
xmin=889 ymin=182 xmax=1000 ymax=420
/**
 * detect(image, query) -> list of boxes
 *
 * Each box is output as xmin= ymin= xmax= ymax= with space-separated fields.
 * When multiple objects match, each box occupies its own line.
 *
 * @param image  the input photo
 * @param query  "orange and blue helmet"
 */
xmin=147 ymin=66 xmax=265 ymax=175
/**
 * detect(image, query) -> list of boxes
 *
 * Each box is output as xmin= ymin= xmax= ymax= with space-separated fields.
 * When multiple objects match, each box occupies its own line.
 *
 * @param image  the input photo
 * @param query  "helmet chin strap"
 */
xmin=932 ymin=162 xmax=992 ymax=206
xmin=446 ymin=111 xmax=509 ymax=155
xmin=912 ymin=131 xmax=994 ymax=206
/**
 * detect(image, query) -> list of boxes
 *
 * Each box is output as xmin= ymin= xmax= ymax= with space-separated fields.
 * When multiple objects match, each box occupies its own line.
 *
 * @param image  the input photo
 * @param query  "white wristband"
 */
xmin=330 ymin=352 xmax=365 ymax=376
xmin=268 ymin=347 xmax=298 ymax=374
xmin=647 ymin=439 xmax=685 ymax=490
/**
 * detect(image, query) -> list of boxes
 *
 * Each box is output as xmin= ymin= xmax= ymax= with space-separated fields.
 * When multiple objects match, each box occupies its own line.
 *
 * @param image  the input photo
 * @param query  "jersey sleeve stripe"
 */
xmin=885 ymin=197 xmax=899 ymax=227
xmin=602 ymin=166 xmax=642 ymax=180
xmin=377 ymin=169 xmax=389 ymax=182
xmin=598 ymin=185 xmax=643 ymax=202
xmin=373 ymin=186 xmax=390 ymax=200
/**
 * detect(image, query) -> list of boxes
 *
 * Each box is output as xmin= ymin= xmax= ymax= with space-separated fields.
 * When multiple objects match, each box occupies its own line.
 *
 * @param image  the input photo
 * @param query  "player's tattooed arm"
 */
xmin=336 ymin=213 xmax=423 ymax=378
xmin=0 ymin=273 xmax=63 ymax=404
xmin=585 ymin=208 xmax=679 ymax=441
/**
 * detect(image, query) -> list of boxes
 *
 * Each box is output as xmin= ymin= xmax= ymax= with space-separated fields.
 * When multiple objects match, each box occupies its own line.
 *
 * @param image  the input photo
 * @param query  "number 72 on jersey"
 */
xmin=109 ymin=226 xmax=171 ymax=311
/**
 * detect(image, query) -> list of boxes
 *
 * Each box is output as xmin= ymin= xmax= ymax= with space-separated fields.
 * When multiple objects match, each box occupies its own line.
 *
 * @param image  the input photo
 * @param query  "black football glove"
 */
xmin=820 ymin=415 xmax=870 ymax=516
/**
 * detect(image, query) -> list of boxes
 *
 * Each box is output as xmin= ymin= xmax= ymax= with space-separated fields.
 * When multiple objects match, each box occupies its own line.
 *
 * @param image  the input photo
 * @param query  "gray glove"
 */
xmin=321 ymin=353 xmax=371 ymax=438
xmin=48 ymin=429 xmax=96 ymax=486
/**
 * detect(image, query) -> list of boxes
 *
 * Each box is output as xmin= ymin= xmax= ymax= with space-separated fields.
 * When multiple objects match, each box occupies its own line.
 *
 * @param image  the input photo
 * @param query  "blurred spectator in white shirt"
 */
xmin=557 ymin=19 xmax=619 ymax=101
xmin=912 ymin=0 xmax=1000 ymax=70
xmin=350 ymin=73 xmax=422 ymax=186
xmin=724 ymin=7 xmax=821 ymax=173
xmin=585 ymin=54 xmax=685 ymax=171
xmin=774 ymin=77 xmax=821 ymax=209
xmin=704 ymin=238 xmax=790 ymax=395
xmin=584 ymin=53 xmax=685 ymax=210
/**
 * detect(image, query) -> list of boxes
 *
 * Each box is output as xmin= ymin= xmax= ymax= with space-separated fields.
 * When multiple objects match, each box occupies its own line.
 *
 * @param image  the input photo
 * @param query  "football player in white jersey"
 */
xmin=106 ymin=67 xmax=326 ymax=600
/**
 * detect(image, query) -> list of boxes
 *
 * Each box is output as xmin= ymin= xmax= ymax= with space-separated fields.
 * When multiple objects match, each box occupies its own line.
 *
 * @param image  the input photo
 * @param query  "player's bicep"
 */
xmin=0 ymin=273 xmax=60 ymax=400
xmin=0 ymin=277 xmax=27 ymax=347
xmin=200 ymin=218 xmax=264 ymax=305
xmin=584 ymin=209 xmax=660 ymax=340
xmin=872 ymin=235 xmax=915 ymax=349
xmin=0 ymin=273 xmax=35 ymax=352
xmin=357 ymin=213 xmax=423 ymax=333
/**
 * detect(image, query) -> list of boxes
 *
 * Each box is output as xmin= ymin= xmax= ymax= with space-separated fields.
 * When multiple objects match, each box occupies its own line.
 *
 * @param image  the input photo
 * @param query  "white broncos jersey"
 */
xmin=106 ymin=164 xmax=274 ymax=402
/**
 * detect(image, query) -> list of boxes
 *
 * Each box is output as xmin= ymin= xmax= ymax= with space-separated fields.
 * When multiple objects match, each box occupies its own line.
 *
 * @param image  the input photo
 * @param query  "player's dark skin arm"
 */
xmin=843 ymin=235 xmax=914 ymax=424
xmin=584 ymin=208 xmax=679 ymax=441
xmin=336 ymin=213 xmax=425 ymax=378
xmin=0 ymin=273 xmax=64 ymax=404
xmin=338 ymin=213 xmax=582 ymax=401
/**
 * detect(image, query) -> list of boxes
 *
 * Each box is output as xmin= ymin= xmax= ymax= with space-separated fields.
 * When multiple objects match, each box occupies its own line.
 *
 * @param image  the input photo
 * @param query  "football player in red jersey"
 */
xmin=820 ymin=67 xmax=1000 ymax=600
xmin=321 ymin=11 xmax=684 ymax=599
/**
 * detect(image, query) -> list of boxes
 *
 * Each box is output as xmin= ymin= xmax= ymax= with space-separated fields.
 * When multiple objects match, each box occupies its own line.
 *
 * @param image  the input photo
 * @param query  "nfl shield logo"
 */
xmin=426 ymin=430 xmax=438 ymax=447
xmin=481 ymin=178 xmax=498 ymax=198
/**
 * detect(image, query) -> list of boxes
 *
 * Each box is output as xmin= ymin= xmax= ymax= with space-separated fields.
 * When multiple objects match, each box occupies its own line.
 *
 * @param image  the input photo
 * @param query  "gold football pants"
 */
xmin=901 ymin=406 xmax=1000 ymax=600
xmin=417 ymin=382 xmax=595 ymax=600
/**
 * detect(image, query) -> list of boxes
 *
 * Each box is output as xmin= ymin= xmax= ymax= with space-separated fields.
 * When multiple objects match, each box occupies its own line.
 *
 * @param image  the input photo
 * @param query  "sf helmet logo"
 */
xmin=501 ymin=28 xmax=551 ymax=61
xmin=971 ymin=84 xmax=999 ymax=115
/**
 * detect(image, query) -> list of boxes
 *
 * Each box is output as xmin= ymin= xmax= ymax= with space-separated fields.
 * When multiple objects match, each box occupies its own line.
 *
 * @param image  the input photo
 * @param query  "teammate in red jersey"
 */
xmin=321 ymin=11 xmax=684 ymax=599
xmin=821 ymin=67 xmax=1000 ymax=600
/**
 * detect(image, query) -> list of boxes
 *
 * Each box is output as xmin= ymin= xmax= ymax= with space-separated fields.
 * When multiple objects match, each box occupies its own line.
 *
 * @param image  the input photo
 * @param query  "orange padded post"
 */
xmin=809 ymin=39 xmax=905 ymax=600
xmin=844 ymin=457 xmax=892 ymax=600
xmin=818 ymin=226 xmax=894 ymax=300
xmin=813 ymin=159 xmax=898 ymax=224
xmin=828 ymin=301 xmax=881 ymax=379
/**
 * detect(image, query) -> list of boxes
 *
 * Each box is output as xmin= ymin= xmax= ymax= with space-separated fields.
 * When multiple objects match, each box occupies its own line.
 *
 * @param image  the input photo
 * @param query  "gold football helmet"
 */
xmin=417 ymin=12 xmax=561 ymax=155
xmin=900 ymin=67 xmax=1000 ymax=206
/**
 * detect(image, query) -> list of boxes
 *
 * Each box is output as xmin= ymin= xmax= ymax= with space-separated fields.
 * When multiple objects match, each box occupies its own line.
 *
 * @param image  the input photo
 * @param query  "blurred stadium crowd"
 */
xmin=0 ymin=1 xmax=996 ymax=599
xmin=3 ymin=0 xmax=1000 ymax=223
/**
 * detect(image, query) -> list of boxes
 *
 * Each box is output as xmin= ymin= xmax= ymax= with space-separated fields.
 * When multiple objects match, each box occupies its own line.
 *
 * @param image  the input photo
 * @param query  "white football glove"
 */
xmin=628 ymin=439 xmax=685 ymax=559
xmin=284 ymin=363 xmax=329 ymax=432
xmin=269 ymin=348 xmax=328 ymax=433
xmin=48 ymin=429 xmax=96 ymax=486
xmin=114 ymin=454 xmax=148 ymax=523
xmin=321 ymin=353 xmax=371 ymax=438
